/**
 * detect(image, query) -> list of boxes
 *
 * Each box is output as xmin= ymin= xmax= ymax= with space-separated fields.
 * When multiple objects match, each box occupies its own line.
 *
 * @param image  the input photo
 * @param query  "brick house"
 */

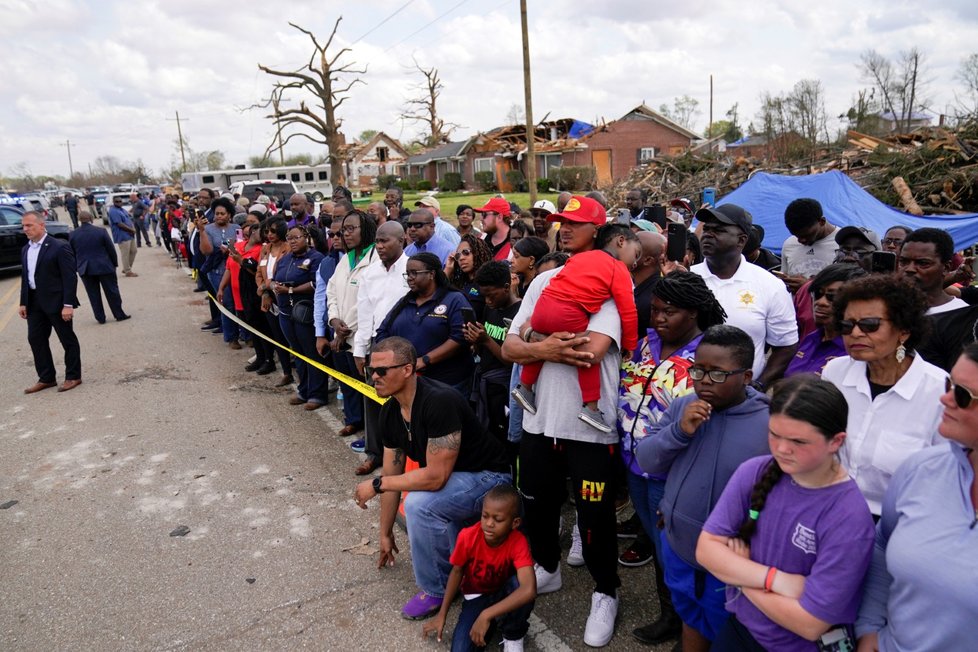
xmin=344 ymin=132 xmax=409 ymax=189
xmin=562 ymin=104 xmax=699 ymax=185
xmin=398 ymin=139 xmax=472 ymax=187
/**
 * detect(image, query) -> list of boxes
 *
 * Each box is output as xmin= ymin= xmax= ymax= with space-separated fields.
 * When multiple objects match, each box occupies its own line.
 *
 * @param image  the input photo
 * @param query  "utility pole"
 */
xmin=62 ymin=140 xmax=75 ymax=178
xmin=520 ymin=0 xmax=537 ymax=203
xmin=709 ymin=74 xmax=714 ymax=137
xmin=166 ymin=111 xmax=188 ymax=171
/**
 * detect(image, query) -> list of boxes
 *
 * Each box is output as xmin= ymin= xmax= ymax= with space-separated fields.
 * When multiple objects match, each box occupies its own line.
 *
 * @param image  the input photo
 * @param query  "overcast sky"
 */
xmin=3 ymin=0 xmax=977 ymax=180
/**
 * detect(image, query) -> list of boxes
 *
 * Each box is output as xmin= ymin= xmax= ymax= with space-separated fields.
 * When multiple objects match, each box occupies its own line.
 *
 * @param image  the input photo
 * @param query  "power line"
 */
xmin=351 ymin=0 xmax=416 ymax=45
xmin=384 ymin=0 xmax=475 ymax=53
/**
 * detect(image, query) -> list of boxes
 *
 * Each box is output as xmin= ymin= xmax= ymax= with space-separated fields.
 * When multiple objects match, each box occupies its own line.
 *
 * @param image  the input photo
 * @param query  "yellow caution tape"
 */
xmin=207 ymin=293 xmax=387 ymax=405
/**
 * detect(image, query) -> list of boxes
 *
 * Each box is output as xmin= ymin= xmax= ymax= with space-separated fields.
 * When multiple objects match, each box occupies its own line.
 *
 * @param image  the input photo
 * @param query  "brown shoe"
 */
xmin=58 ymin=379 xmax=83 ymax=393
xmin=303 ymin=401 xmax=323 ymax=411
xmin=124 ymin=271 xmax=139 ymax=277
xmin=288 ymin=397 xmax=305 ymax=406
xmin=24 ymin=381 xmax=58 ymax=394
xmin=274 ymin=375 xmax=294 ymax=388
xmin=229 ymin=341 xmax=242 ymax=350
xmin=339 ymin=424 xmax=363 ymax=437
xmin=354 ymin=458 xmax=380 ymax=476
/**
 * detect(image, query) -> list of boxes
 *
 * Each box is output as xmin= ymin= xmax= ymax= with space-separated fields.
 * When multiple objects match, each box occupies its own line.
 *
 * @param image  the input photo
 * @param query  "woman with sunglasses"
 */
xmin=272 ymin=226 xmax=327 ymax=410
xmin=510 ymin=236 xmax=551 ymax=298
xmin=444 ymin=234 xmax=493 ymax=321
xmin=375 ymin=252 xmax=474 ymax=396
xmin=821 ymin=275 xmax=945 ymax=519
xmin=696 ymin=375 xmax=875 ymax=651
xmin=255 ymin=217 xmax=294 ymax=386
xmin=618 ymin=271 xmax=727 ymax=647
xmin=784 ymin=264 xmax=867 ymax=378
xmin=855 ymin=343 xmax=978 ymax=652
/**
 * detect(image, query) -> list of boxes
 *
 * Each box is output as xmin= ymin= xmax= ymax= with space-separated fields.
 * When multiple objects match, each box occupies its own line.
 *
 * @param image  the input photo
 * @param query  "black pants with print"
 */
xmin=518 ymin=431 xmax=621 ymax=596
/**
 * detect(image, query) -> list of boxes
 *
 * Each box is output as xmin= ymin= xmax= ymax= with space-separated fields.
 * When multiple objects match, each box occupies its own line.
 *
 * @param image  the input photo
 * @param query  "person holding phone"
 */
xmin=444 ymin=235 xmax=493 ymax=322
xmin=779 ymin=199 xmax=840 ymax=291
xmin=200 ymin=197 xmax=244 ymax=348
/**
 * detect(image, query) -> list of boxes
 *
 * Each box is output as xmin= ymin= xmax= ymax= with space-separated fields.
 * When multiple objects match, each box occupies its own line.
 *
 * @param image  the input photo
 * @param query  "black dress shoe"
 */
xmin=193 ymin=288 xmax=206 ymax=293
xmin=200 ymin=321 xmax=219 ymax=330
xmin=255 ymin=362 xmax=276 ymax=375
xmin=244 ymin=360 xmax=263 ymax=372
xmin=116 ymin=314 xmax=131 ymax=322
xmin=96 ymin=319 xmax=106 ymax=324
xmin=632 ymin=615 xmax=682 ymax=645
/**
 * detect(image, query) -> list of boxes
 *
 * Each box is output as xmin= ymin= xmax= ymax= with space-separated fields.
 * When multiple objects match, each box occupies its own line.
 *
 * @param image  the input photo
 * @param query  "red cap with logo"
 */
xmin=473 ymin=197 xmax=512 ymax=217
xmin=547 ymin=195 xmax=606 ymax=225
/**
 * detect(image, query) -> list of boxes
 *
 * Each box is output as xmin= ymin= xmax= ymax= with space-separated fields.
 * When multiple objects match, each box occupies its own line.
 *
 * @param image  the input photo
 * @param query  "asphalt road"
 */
xmin=0 ymin=210 xmax=673 ymax=651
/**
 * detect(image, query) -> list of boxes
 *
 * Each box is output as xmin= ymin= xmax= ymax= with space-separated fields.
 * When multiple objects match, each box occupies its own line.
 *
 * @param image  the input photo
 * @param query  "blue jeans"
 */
xmin=506 ymin=364 xmax=523 ymax=444
xmin=208 ymin=270 xmax=239 ymax=344
xmin=278 ymin=314 xmax=328 ymax=404
xmin=626 ymin=471 xmax=666 ymax=568
xmin=333 ymin=350 xmax=364 ymax=427
xmin=403 ymin=470 xmax=511 ymax=597
xmin=451 ymin=576 xmax=533 ymax=651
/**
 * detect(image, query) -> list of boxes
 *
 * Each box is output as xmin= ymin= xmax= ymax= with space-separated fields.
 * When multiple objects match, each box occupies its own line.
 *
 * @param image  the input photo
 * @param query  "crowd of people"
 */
xmin=149 ymin=183 xmax=977 ymax=651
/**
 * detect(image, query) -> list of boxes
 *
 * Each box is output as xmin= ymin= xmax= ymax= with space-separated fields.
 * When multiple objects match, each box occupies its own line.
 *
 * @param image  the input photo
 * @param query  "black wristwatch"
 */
xmin=372 ymin=476 xmax=383 ymax=494
xmin=421 ymin=354 xmax=431 ymax=367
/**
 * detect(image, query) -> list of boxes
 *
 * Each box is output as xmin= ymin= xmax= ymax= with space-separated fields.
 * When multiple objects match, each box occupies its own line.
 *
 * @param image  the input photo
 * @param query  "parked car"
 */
xmin=0 ymin=203 xmax=70 ymax=271
xmin=229 ymin=179 xmax=298 ymax=209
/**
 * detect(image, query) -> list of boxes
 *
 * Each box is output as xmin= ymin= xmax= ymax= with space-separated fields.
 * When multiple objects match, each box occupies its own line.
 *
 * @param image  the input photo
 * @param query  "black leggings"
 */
xmin=712 ymin=615 xmax=767 ymax=652
xmin=263 ymin=310 xmax=293 ymax=374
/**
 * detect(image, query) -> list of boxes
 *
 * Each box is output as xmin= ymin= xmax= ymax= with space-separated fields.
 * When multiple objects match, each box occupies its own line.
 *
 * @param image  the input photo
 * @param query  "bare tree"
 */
xmin=860 ymin=48 xmax=929 ymax=132
xmin=790 ymin=79 xmax=828 ymax=153
xmin=955 ymin=53 xmax=978 ymax=120
xmin=505 ymin=104 xmax=525 ymax=126
xmin=257 ymin=18 xmax=366 ymax=186
xmin=399 ymin=60 xmax=458 ymax=148
xmin=658 ymin=95 xmax=701 ymax=130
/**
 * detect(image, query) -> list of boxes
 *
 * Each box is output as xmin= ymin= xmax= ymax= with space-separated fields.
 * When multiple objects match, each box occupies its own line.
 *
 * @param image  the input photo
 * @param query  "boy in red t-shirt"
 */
xmin=512 ymin=222 xmax=641 ymax=433
xmin=422 ymin=485 xmax=536 ymax=652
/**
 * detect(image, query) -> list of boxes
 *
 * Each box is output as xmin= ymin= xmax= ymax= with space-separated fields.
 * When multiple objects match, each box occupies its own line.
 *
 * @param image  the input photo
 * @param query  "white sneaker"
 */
xmin=502 ymin=638 xmax=524 ymax=652
xmin=583 ymin=591 xmax=618 ymax=647
xmin=567 ymin=523 xmax=585 ymax=567
xmin=247 ymin=354 xmax=257 ymax=364
xmin=534 ymin=563 xmax=562 ymax=594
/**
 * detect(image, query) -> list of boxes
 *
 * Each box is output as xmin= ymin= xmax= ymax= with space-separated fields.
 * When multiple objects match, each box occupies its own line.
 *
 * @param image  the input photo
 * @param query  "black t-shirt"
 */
xmin=479 ymin=301 xmax=521 ymax=374
xmin=380 ymin=376 xmax=510 ymax=473
xmin=917 ymin=305 xmax=978 ymax=372
xmin=748 ymin=248 xmax=782 ymax=271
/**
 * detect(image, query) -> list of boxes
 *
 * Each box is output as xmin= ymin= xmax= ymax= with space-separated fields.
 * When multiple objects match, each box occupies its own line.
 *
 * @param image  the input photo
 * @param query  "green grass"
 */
xmin=400 ymin=191 xmax=560 ymax=225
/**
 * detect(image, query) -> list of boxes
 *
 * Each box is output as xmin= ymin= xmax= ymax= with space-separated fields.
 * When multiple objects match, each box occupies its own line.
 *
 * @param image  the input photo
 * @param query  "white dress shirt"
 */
xmin=26 ymin=234 xmax=47 ymax=290
xmin=353 ymin=253 xmax=410 ymax=358
xmin=821 ymin=354 xmax=946 ymax=515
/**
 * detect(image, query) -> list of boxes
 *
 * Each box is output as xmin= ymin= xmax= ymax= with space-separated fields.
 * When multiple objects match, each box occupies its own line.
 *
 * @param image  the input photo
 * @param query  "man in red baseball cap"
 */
xmin=547 ymin=195 xmax=606 ymax=252
xmin=475 ymin=197 xmax=513 ymax=261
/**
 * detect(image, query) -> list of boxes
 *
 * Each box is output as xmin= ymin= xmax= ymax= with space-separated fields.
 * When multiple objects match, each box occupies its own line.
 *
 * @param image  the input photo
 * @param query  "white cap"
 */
xmin=531 ymin=200 xmax=556 ymax=215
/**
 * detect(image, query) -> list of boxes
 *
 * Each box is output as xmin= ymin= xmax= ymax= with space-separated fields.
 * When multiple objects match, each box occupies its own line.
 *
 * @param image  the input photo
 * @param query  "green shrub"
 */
xmin=377 ymin=174 xmax=398 ymax=190
xmin=395 ymin=180 xmax=412 ymax=191
xmin=440 ymin=172 xmax=463 ymax=192
xmin=536 ymin=177 xmax=550 ymax=193
xmin=474 ymin=171 xmax=496 ymax=192
xmin=550 ymin=166 xmax=597 ymax=191
xmin=505 ymin=170 xmax=527 ymax=192
xmin=417 ymin=180 xmax=433 ymax=191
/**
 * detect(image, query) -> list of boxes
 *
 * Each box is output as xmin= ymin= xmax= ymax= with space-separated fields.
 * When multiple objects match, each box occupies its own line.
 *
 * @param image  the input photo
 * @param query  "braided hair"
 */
xmin=343 ymin=209 xmax=378 ymax=256
xmin=448 ymin=234 xmax=492 ymax=288
xmin=737 ymin=374 xmax=848 ymax=542
xmin=653 ymin=271 xmax=727 ymax=330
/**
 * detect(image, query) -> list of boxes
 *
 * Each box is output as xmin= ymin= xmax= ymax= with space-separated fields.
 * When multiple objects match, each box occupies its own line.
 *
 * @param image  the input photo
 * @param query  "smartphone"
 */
xmin=703 ymin=187 xmax=716 ymax=207
xmin=461 ymin=307 xmax=477 ymax=325
xmin=615 ymin=209 xmax=631 ymax=225
xmin=871 ymin=251 xmax=897 ymax=274
xmin=647 ymin=204 xmax=667 ymax=230
xmin=666 ymin=222 xmax=688 ymax=261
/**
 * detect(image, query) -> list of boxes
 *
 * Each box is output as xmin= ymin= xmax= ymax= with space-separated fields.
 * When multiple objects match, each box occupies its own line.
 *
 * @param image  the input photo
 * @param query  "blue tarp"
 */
xmin=717 ymin=171 xmax=978 ymax=254
xmin=568 ymin=120 xmax=594 ymax=139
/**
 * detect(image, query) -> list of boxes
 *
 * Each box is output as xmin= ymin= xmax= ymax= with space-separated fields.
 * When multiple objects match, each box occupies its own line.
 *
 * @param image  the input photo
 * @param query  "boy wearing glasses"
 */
xmin=635 ymin=325 xmax=771 ymax=650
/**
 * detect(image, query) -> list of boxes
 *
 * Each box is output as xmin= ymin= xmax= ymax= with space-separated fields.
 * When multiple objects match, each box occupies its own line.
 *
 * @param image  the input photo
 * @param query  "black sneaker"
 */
xmin=632 ymin=614 xmax=682 ymax=645
xmin=245 ymin=360 xmax=263 ymax=372
xmin=618 ymin=540 xmax=654 ymax=567
xmin=616 ymin=517 xmax=640 ymax=539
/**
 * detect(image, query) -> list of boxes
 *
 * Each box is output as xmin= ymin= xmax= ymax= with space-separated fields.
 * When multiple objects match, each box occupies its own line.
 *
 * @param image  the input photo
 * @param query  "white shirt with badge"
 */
xmin=692 ymin=256 xmax=799 ymax=377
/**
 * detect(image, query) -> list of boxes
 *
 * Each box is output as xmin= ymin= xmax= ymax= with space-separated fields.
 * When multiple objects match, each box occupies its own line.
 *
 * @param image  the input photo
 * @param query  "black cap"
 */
xmin=835 ymin=226 xmax=882 ymax=251
xmin=695 ymin=204 xmax=753 ymax=235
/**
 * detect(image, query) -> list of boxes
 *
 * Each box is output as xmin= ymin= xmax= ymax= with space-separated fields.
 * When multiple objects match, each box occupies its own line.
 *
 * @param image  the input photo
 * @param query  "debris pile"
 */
xmin=606 ymin=121 xmax=978 ymax=214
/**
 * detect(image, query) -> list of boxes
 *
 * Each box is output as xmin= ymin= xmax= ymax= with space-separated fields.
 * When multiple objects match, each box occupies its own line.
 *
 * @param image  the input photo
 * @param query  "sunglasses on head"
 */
xmin=365 ymin=362 xmax=410 ymax=378
xmin=838 ymin=317 xmax=888 ymax=335
xmin=946 ymin=376 xmax=978 ymax=409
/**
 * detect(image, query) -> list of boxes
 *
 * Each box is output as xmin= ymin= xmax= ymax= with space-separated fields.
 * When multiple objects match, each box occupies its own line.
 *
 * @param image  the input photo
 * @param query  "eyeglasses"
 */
xmin=285 ymin=235 xmax=305 ymax=242
xmin=688 ymin=366 xmax=748 ymax=383
xmin=341 ymin=225 xmax=359 ymax=233
xmin=811 ymin=287 xmax=837 ymax=302
xmin=835 ymin=247 xmax=874 ymax=258
xmin=365 ymin=362 xmax=410 ymax=378
xmin=882 ymin=238 xmax=904 ymax=247
xmin=457 ymin=249 xmax=472 ymax=256
xmin=326 ymin=231 xmax=338 ymax=238
xmin=838 ymin=317 xmax=888 ymax=335
xmin=402 ymin=270 xmax=434 ymax=279
xmin=946 ymin=376 xmax=978 ymax=409
xmin=406 ymin=221 xmax=432 ymax=229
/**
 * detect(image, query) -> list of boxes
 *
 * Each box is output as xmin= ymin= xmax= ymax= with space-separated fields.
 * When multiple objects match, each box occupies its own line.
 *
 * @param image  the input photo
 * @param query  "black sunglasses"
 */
xmin=811 ymin=287 xmax=837 ymax=302
xmin=365 ymin=362 xmax=410 ymax=378
xmin=406 ymin=221 xmax=432 ymax=229
xmin=838 ymin=317 xmax=888 ymax=335
xmin=688 ymin=366 xmax=747 ymax=383
xmin=946 ymin=376 xmax=978 ymax=409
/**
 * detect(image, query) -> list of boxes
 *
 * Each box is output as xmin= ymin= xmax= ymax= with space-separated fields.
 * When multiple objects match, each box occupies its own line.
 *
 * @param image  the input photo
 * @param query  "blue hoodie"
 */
xmin=636 ymin=387 xmax=771 ymax=568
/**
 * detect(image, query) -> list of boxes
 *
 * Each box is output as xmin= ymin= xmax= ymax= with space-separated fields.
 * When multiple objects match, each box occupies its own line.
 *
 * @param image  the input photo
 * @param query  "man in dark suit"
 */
xmin=69 ymin=210 xmax=130 ymax=324
xmin=18 ymin=212 xmax=82 ymax=394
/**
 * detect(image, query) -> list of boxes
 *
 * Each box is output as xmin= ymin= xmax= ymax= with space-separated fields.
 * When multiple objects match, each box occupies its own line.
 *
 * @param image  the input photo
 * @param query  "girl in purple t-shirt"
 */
xmin=696 ymin=375 xmax=875 ymax=651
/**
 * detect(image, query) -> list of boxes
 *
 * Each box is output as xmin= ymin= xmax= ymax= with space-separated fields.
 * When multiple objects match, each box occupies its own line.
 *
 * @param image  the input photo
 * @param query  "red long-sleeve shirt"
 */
xmin=541 ymin=249 xmax=638 ymax=351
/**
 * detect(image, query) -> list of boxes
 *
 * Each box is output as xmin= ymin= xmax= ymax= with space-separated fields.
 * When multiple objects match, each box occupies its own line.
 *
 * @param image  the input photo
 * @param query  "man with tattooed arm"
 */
xmin=354 ymin=336 xmax=512 ymax=621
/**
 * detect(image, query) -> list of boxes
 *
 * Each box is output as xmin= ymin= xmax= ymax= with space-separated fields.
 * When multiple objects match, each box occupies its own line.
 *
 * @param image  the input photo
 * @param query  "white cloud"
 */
xmin=1 ymin=0 xmax=976 ymax=179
